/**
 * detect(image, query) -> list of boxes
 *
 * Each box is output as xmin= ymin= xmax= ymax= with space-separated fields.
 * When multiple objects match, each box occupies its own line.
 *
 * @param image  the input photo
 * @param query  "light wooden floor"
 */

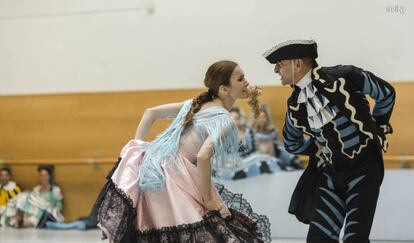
xmin=0 ymin=228 xmax=413 ymax=243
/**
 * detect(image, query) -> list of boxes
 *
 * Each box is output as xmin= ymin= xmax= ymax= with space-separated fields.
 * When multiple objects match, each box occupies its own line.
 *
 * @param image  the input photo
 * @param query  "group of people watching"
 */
xmin=228 ymin=104 xmax=303 ymax=180
xmin=0 ymin=165 xmax=64 ymax=228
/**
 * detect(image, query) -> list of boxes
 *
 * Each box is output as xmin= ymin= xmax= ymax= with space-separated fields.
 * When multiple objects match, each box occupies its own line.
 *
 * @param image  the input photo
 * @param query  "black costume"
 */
xmin=263 ymin=39 xmax=395 ymax=243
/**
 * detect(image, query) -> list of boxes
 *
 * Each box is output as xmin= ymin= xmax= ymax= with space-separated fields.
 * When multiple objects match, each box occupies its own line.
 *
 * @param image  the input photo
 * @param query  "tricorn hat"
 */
xmin=263 ymin=39 xmax=318 ymax=64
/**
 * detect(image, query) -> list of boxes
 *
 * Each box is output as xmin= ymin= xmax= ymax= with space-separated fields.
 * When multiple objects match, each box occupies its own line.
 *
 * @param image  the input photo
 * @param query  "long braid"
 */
xmin=183 ymin=91 xmax=213 ymax=128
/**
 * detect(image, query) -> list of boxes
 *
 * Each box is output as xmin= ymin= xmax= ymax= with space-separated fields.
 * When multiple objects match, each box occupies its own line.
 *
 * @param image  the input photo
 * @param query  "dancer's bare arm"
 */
xmin=196 ymin=138 xmax=223 ymax=211
xmin=197 ymin=138 xmax=214 ymax=200
xmin=135 ymin=102 xmax=184 ymax=140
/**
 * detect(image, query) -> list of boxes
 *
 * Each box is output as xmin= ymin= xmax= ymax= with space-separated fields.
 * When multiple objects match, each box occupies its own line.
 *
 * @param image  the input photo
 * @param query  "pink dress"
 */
xmin=91 ymin=101 xmax=271 ymax=243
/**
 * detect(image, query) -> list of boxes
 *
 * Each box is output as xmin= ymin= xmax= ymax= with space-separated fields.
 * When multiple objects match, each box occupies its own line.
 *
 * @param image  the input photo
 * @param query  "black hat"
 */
xmin=263 ymin=39 xmax=318 ymax=64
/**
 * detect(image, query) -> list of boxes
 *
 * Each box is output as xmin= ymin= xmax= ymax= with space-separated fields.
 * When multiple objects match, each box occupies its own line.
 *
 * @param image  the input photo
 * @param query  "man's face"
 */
xmin=274 ymin=60 xmax=293 ymax=86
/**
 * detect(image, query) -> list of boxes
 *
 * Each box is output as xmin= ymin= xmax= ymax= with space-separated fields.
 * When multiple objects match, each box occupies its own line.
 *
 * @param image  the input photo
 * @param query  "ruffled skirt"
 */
xmin=90 ymin=140 xmax=271 ymax=243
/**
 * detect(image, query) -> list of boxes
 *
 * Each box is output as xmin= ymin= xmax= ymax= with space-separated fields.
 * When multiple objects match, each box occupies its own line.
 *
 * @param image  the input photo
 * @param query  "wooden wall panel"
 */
xmin=0 ymin=82 xmax=413 ymax=221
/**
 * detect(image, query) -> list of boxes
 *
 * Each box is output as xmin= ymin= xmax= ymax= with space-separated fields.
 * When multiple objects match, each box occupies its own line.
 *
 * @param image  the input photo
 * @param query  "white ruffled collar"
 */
xmin=1 ymin=181 xmax=17 ymax=191
xmin=295 ymin=71 xmax=337 ymax=129
xmin=296 ymin=70 xmax=312 ymax=89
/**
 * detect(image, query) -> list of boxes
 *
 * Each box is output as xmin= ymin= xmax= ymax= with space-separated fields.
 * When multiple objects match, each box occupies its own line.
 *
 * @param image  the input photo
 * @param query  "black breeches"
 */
xmin=307 ymin=147 xmax=384 ymax=243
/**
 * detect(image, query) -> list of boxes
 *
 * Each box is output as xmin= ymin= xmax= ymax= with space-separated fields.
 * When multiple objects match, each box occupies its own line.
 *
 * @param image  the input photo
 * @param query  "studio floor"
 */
xmin=1 ymin=228 xmax=413 ymax=243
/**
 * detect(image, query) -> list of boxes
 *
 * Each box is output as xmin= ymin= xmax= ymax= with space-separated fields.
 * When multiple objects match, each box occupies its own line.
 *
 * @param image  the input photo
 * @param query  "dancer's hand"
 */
xmin=204 ymin=199 xmax=225 ymax=212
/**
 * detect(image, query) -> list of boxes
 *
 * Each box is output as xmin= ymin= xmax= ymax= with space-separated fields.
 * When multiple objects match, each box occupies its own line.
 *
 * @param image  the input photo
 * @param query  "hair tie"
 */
xmin=207 ymin=88 xmax=216 ymax=98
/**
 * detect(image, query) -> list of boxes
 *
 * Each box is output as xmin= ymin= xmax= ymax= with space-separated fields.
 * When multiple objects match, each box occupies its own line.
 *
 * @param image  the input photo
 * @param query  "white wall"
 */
xmin=221 ymin=170 xmax=414 ymax=240
xmin=0 ymin=0 xmax=413 ymax=95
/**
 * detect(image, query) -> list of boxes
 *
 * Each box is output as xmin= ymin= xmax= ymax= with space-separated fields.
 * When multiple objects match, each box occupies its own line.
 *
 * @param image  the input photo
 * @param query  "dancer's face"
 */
xmin=274 ymin=60 xmax=294 ymax=86
xmin=226 ymin=65 xmax=250 ymax=99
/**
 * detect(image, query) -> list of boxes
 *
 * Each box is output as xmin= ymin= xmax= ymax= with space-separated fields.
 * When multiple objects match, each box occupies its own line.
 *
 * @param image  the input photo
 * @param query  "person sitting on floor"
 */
xmin=253 ymin=105 xmax=303 ymax=170
xmin=229 ymin=106 xmax=283 ymax=180
xmin=0 ymin=166 xmax=21 ymax=226
xmin=1 ymin=164 xmax=64 ymax=228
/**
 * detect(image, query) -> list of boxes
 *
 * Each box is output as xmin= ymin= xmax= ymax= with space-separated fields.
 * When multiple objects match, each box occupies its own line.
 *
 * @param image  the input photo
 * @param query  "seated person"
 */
xmin=253 ymin=105 xmax=303 ymax=170
xmin=1 ymin=165 xmax=64 ymax=228
xmin=229 ymin=106 xmax=283 ymax=180
xmin=0 ymin=167 xmax=21 ymax=225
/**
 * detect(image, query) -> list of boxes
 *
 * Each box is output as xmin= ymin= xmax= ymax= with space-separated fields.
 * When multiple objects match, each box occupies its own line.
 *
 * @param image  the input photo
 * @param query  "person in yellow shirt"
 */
xmin=0 ymin=167 xmax=21 ymax=224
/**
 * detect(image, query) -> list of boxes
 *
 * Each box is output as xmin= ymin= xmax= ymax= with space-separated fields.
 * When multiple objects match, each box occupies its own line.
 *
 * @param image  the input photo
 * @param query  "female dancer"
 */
xmin=91 ymin=60 xmax=271 ymax=242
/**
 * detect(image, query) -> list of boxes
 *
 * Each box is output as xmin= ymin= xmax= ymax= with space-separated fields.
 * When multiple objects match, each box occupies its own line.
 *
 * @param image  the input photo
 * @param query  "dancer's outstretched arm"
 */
xmin=135 ymin=102 xmax=184 ymax=140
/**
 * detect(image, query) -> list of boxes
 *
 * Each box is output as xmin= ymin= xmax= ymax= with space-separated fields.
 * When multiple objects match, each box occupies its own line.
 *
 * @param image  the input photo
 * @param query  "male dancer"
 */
xmin=262 ymin=39 xmax=395 ymax=242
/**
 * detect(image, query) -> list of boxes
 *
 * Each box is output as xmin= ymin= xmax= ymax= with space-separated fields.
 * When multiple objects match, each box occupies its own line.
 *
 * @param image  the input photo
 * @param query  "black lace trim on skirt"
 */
xmin=215 ymin=183 xmax=271 ymax=242
xmin=90 ymin=159 xmax=271 ymax=243
xmin=89 ymin=158 xmax=138 ymax=242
